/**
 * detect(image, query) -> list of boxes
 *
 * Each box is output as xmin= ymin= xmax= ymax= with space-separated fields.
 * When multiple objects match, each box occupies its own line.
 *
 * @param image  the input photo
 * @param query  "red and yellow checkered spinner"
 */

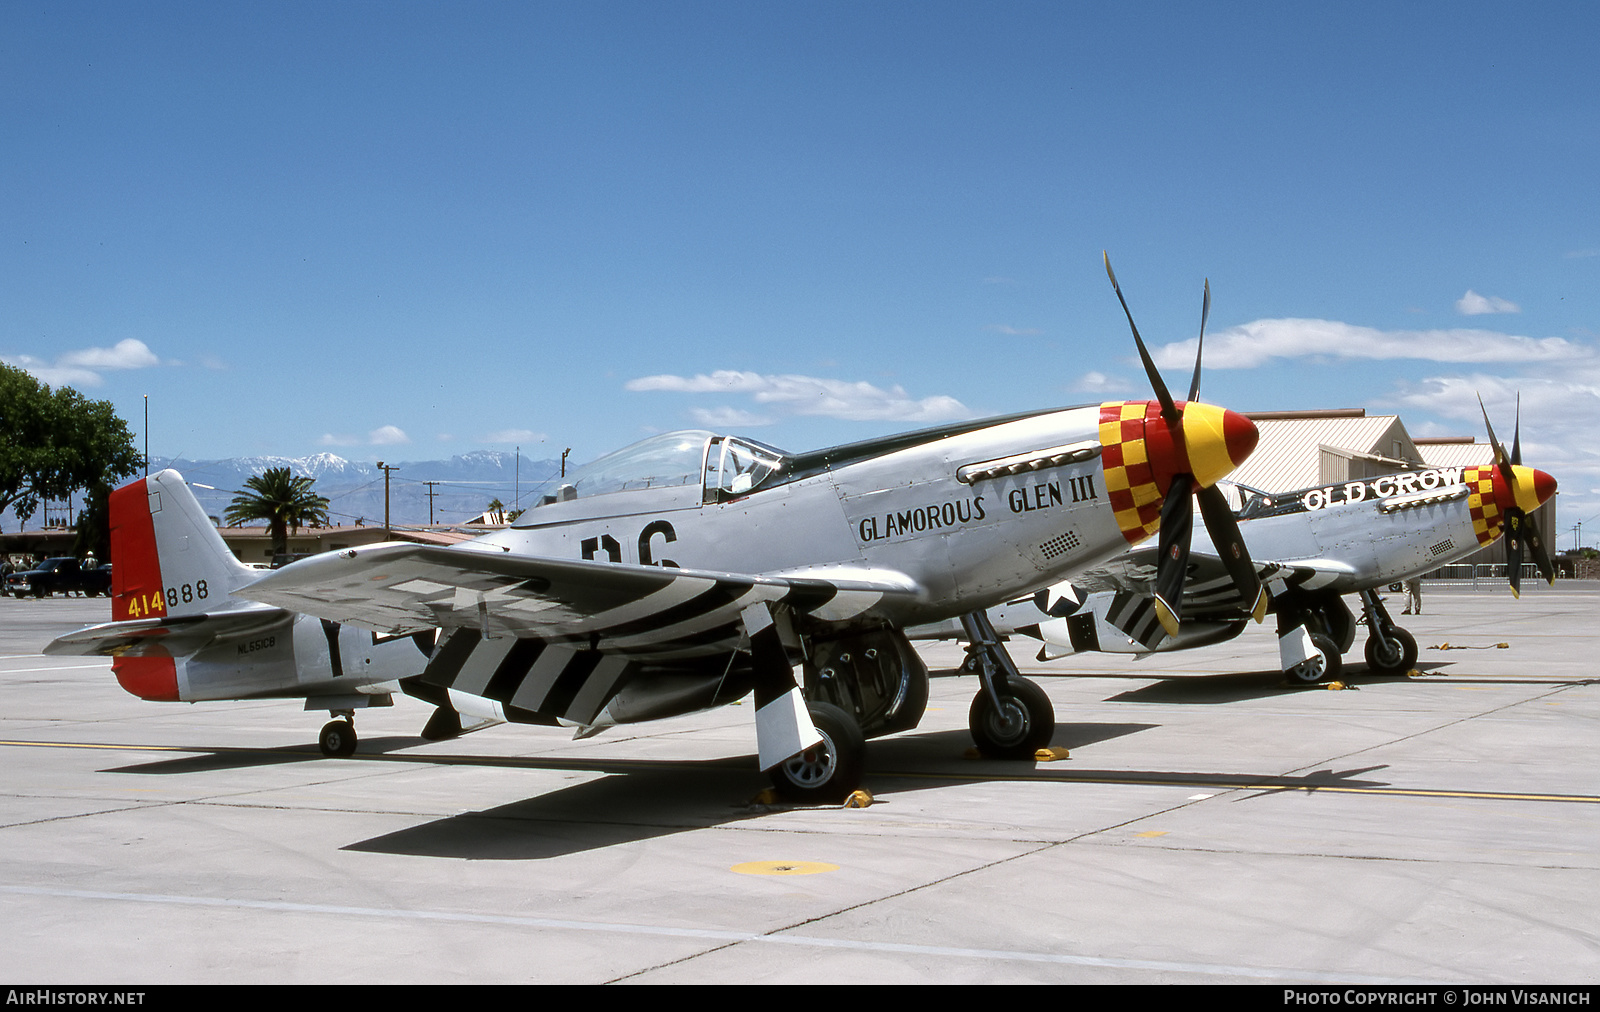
xmin=1462 ymin=463 xmax=1557 ymax=548
xmin=1097 ymin=399 xmax=1260 ymax=546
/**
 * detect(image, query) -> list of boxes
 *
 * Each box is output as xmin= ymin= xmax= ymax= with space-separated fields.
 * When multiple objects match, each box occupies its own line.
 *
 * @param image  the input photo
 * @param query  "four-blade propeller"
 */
xmin=1477 ymin=394 xmax=1557 ymax=596
xmin=1104 ymin=253 xmax=1269 ymax=637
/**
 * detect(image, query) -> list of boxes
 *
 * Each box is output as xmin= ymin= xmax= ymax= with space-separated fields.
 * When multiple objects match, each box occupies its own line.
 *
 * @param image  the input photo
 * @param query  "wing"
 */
xmin=1070 ymin=546 xmax=1349 ymax=620
xmin=238 ymin=543 xmax=923 ymax=658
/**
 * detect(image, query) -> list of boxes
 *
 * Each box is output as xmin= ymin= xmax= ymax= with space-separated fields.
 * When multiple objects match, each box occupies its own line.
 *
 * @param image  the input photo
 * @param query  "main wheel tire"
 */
xmin=319 ymin=719 xmax=358 ymax=758
xmin=968 ymin=676 xmax=1055 ymax=759
xmin=1287 ymin=632 xmax=1343 ymax=684
xmin=768 ymin=702 xmax=865 ymax=804
xmin=1364 ymin=627 xmax=1418 ymax=675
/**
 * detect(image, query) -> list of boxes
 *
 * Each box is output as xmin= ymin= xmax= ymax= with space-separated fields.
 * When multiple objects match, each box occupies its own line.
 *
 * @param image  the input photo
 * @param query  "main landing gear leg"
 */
xmin=1358 ymin=589 xmax=1418 ymax=675
xmin=744 ymin=602 xmax=865 ymax=803
xmin=959 ymin=611 xmax=1055 ymax=759
xmin=1276 ymin=596 xmax=1346 ymax=685
xmin=319 ymin=708 xmax=358 ymax=757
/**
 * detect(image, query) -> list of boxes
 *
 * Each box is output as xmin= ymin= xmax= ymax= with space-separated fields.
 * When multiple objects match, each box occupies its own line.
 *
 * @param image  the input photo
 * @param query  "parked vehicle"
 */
xmin=4 ymin=557 xmax=112 ymax=598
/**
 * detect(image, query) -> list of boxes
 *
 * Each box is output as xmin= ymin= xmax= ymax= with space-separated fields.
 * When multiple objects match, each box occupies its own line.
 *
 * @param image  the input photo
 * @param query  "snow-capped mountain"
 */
xmin=148 ymin=452 xmax=563 ymax=528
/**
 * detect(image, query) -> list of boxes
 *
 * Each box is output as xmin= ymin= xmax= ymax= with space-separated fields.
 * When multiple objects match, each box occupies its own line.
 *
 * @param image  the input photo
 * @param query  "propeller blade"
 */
xmin=1196 ymin=483 xmax=1268 ymax=622
xmin=1506 ymin=510 xmax=1525 ymax=599
xmin=1477 ymin=394 xmax=1515 ymax=483
xmin=1187 ymin=279 xmax=1209 ymax=403
xmin=1526 ymin=509 xmax=1556 ymax=585
xmin=1104 ymin=252 xmax=1180 ymax=427
xmin=1152 ymin=477 xmax=1194 ymax=637
xmin=1477 ymin=393 xmax=1556 ymax=591
xmin=1511 ymin=392 xmax=1522 ymax=466
xmin=1103 ymin=258 xmax=1262 ymax=632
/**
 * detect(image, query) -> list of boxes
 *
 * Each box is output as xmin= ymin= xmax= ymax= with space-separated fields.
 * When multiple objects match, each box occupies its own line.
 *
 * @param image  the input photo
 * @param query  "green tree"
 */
xmin=72 ymin=483 xmax=113 ymax=564
xmin=223 ymin=467 xmax=331 ymax=560
xmin=0 ymin=363 xmax=142 ymax=527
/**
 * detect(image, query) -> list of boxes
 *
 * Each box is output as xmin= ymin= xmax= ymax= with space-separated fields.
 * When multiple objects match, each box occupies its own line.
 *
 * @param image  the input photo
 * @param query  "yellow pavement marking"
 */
xmin=730 ymin=861 xmax=839 ymax=876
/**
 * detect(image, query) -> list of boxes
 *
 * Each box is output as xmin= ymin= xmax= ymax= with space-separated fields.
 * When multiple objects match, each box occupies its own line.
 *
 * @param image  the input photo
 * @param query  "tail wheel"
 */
xmin=1364 ymin=627 xmax=1418 ymax=675
xmin=318 ymin=719 xmax=358 ymax=758
xmin=1287 ymin=632 xmax=1343 ymax=684
xmin=968 ymin=676 xmax=1055 ymax=759
xmin=768 ymin=702 xmax=865 ymax=804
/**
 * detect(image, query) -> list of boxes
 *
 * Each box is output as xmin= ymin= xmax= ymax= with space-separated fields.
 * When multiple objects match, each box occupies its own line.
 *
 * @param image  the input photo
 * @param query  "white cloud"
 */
xmin=627 ymin=371 xmax=770 ymax=394
xmin=369 ymin=425 xmax=410 ymax=445
xmin=4 ymin=338 xmax=162 ymax=387
xmin=690 ymin=406 xmax=774 ymax=427
xmin=1071 ymin=371 xmax=1129 ymax=394
xmin=59 ymin=339 xmax=160 ymax=370
xmin=2 ymin=355 xmax=103 ymax=387
xmin=626 ymin=371 xmax=971 ymax=423
xmin=319 ymin=425 xmax=411 ymax=447
xmin=1394 ymin=372 xmax=1600 ymax=429
xmin=1152 ymin=319 xmax=1587 ymax=370
xmin=485 ymin=428 xmax=545 ymax=443
xmin=986 ymin=324 xmax=1044 ymax=336
xmin=1456 ymin=290 xmax=1520 ymax=316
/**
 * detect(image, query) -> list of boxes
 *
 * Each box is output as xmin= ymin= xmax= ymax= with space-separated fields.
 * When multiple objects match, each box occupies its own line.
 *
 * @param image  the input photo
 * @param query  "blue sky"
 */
xmin=5 ymin=2 xmax=1599 ymax=541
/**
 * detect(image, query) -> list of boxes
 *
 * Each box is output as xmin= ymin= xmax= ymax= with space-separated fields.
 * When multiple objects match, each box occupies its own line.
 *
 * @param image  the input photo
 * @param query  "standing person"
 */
xmin=1402 ymin=576 xmax=1422 ymax=615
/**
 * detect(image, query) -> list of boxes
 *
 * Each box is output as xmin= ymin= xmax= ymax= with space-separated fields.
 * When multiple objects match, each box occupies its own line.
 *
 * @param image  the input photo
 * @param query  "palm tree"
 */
xmin=224 ymin=467 xmax=331 ymax=561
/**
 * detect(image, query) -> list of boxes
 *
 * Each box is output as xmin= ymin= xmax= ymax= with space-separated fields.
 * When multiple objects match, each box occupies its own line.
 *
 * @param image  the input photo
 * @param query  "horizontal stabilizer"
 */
xmin=44 ymin=606 xmax=289 ymax=658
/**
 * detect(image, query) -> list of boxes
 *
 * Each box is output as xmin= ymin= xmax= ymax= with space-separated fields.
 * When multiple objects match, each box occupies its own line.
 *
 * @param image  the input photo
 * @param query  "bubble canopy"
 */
xmin=521 ymin=430 xmax=792 ymax=516
xmin=564 ymin=430 xmax=714 ymax=497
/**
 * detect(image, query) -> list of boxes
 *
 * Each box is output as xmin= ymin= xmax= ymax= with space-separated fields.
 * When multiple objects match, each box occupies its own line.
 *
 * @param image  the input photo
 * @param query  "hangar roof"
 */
xmin=1229 ymin=410 xmax=1421 ymax=492
xmin=1415 ymin=438 xmax=1495 ymax=469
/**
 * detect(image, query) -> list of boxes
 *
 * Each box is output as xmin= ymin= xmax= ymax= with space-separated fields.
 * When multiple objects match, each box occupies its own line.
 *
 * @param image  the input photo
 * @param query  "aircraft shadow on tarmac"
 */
xmin=341 ymin=760 xmax=773 ymax=860
xmin=1096 ymin=664 xmax=1439 ymax=704
xmin=1097 ymin=659 xmax=1597 ymax=703
xmin=92 ymin=721 xmax=1393 ymax=862
xmin=98 ymin=736 xmax=440 ymax=775
xmin=338 ymin=740 xmax=1394 ymax=861
xmin=336 ymin=724 xmax=1161 ymax=861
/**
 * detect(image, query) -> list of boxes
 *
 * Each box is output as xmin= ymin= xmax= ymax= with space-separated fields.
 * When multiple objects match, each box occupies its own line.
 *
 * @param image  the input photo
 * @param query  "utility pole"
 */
xmin=422 ymin=481 xmax=439 ymax=524
xmin=376 ymin=461 xmax=398 ymax=534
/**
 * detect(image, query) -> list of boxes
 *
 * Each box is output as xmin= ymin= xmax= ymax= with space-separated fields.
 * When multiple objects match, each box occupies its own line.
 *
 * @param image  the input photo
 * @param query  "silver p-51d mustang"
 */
xmin=972 ymin=402 xmax=1557 ymax=683
xmin=49 ymin=258 xmax=1263 ymax=802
